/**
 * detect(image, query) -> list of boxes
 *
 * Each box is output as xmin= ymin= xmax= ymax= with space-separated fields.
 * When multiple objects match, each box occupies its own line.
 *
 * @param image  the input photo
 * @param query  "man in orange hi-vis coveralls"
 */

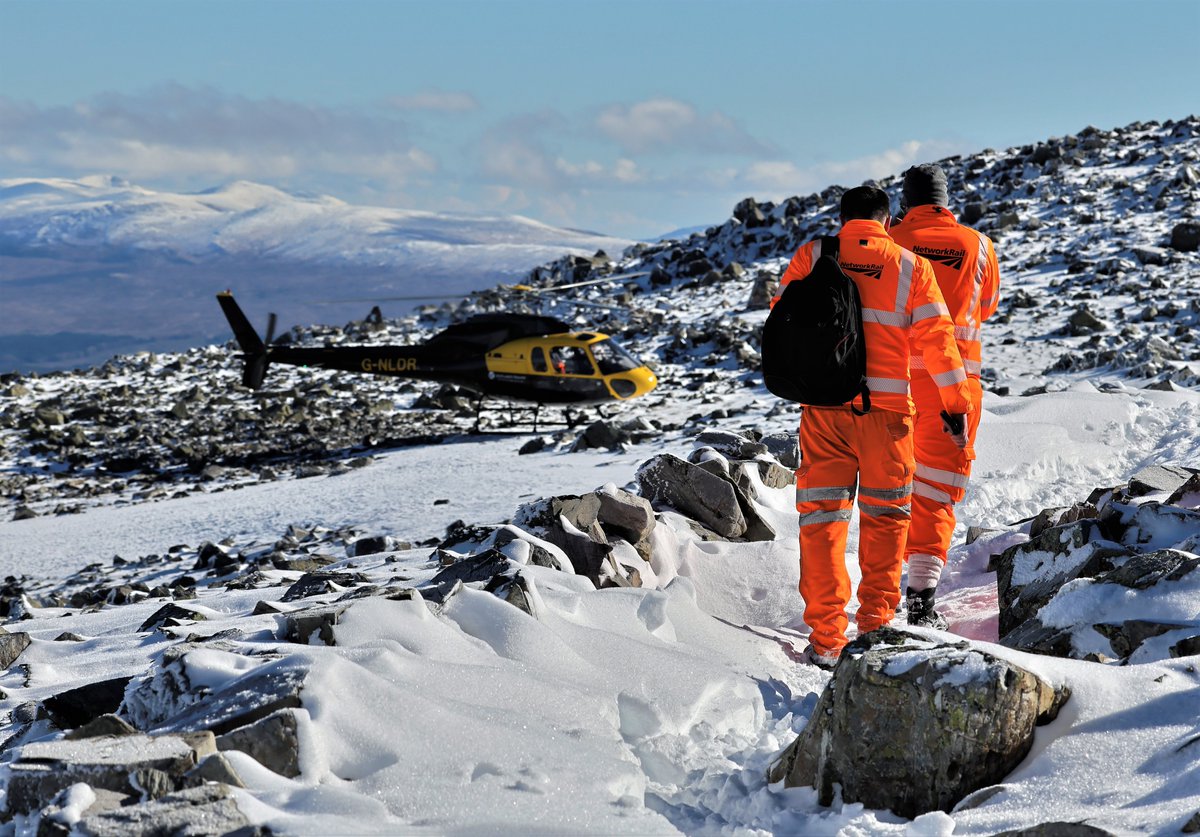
xmin=772 ymin=185 xmax=972 ymax=668
xmin=890 ymin=164 xmax=1000 ymax=629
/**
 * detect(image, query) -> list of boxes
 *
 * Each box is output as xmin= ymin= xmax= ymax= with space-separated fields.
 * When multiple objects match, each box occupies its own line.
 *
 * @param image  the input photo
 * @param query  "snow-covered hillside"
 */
xmin=0 ymin=176 xmax=632 ymax=372
xmin=1 ymin=116 xmax=1199 ymax=835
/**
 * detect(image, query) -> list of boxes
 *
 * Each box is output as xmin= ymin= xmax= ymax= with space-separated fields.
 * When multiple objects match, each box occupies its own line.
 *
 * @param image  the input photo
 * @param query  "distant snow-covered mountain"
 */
xmin=0 ymin=176 xmax=632 ymax=372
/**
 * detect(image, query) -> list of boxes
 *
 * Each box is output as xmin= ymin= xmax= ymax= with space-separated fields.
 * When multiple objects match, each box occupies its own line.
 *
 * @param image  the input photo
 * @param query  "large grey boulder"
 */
xmin=512 ymin=494 xmax=614 ymax=584
xmin=0 ymin=628 xmax=32 ymax=669
xmin=768 ymin=628 xmax=1069 ymax=818
xmin=637 ymin=452 xmax=775 ymax=542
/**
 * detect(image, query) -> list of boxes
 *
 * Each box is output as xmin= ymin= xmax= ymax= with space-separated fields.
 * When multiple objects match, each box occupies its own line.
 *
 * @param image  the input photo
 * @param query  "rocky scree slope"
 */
xmin=1 ymin=116 xmax=1197 ymax=523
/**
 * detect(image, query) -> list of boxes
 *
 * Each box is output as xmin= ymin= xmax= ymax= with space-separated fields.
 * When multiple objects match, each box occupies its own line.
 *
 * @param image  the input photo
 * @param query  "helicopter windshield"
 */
xmin=589 ymin=338 xmax=642 ymax=374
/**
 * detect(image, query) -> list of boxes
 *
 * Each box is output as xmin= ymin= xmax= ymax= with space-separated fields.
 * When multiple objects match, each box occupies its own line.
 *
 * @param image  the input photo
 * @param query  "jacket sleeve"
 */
xmin=979 ymin=237 xmax=1001 ymax=321
xmin=908 ymin=256 xmax=973 ymax=414
xmin=770 ymin=241 xmax=815 ymax=309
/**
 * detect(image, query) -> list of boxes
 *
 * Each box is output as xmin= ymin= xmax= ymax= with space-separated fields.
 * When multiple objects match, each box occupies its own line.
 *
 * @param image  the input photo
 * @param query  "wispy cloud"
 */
xmin=595 ymin=98 xmax=772 ymax=156
xmin=0 ymin=85 xmax=437 ymax=190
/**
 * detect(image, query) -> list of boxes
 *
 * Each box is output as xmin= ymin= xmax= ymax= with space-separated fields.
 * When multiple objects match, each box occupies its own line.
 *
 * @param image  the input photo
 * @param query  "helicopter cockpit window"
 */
xmin=589 ymin=338 xmax=641 ymax=374
xmin=531 ymin=347 xmax=548 ymax=373
xmin=550 ymin=345 xmax=594 ymax=376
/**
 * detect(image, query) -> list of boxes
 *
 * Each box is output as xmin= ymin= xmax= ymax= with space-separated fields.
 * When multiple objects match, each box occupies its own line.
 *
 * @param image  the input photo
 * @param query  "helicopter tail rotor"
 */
xmin=216 ymin=291 xmax=271 ymax=389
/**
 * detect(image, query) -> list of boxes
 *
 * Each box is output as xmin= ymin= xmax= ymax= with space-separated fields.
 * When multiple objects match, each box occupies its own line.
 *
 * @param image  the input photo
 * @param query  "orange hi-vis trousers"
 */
xmin=907 ymin=374 xmax=983 ymax=568
xmin=796 ymin=406 xmax=915 ymax=656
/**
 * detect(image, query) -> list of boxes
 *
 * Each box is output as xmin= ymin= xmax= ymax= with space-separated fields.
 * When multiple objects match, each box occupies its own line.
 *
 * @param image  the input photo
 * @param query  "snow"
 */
xmin=2 ymin=118 xmax=1200 ymax=834
xmin=3 ymin=378 xmax=1198 ymax=833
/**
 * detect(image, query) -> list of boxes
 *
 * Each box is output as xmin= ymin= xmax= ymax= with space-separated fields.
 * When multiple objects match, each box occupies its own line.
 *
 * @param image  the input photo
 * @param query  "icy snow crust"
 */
xmin=2 ymin=117 xmax=1200 ymax=833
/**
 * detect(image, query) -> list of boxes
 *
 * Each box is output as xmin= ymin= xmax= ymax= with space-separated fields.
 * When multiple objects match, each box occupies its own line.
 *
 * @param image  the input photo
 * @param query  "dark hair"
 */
xmin=839 ymin=185 xmax=891 ymax=222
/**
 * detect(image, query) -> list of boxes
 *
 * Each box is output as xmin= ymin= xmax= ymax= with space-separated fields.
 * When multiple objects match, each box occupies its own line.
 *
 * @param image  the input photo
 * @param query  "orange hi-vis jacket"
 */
xmin=890 ymin=205 xmax=1000 ymax=380
xmin=774 ymin=219 xmax=972 ymax=416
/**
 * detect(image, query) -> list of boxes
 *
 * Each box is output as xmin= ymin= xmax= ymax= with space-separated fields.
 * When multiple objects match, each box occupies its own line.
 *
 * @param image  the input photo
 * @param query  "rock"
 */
xmin=636 ymin=453 xmax=775 ymax=542
xmin=281 ymin=571 xmax=365 ymax=602
xmin=215 ymin=709 xmax=301 ymax=777
xmin=512 ymin=495 xmax=614 ymax=585
xmin=1170 ymin=221 xmax=1200 ymax=252
xmin=149 ymin=659 xmax=307 ymax=739
xmin=347 ymin=535 xmax=400 ymax=556
xmin=139 ymin=603 xmax=206 ymax=632
xmin=5 ymin=733 xmax=209 ymax=816
xmin=0 ymin=630 xmax=32 ymax=669
xmin=594 ymin=487 xmax=656 ymax=557
xmin=767 ymin=628 xmax=1068 ymax=818
xmin=746 ymin=270 xmax=778 ymax=309
xmin=1132 ymin=245 xmax=1170 ymax=265
xmin=518 ymin=436 xmax=549 ymax=455
xmin=1126 ymin=464 xmax=1194 ymax=497
xmin=1029 ymin=503 xmax=1099 ymax=538
xmin=64 ymin=713 xmax=138 ymax=740
xmin=278 ymin=602 xmax=353 ymax=645
xmin=75 ymin=784 xmax=254 ymax=837
xmin=44 ymin=671 xmax=135 ymax=724
xmin=1170 ymin=635 xmax=1200 ymax=658
xmin=636 ymin=453 xmax=747 ymax=538
xmin=1068 ymin=307 xmax=1107 ymax=335
xmin=572 ymin=420 xmax=628 ymax=451
xmin=184 ymin=752 xmax=245 ymax=789
xmin=760 ymin=432 xmax=799 ymax=469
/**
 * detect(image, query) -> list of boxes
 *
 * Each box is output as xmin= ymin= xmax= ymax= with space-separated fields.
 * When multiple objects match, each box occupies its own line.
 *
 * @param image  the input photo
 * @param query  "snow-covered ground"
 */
xmin=2 ymin=117 xmax=1199 ymax=833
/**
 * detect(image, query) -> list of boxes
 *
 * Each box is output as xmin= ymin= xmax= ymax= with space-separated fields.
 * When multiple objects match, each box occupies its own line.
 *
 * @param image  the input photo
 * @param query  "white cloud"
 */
xmin=0 ymin=86 xmax=438 ymax=191
xmin=595 ymin=97 xmax=771 ymax=155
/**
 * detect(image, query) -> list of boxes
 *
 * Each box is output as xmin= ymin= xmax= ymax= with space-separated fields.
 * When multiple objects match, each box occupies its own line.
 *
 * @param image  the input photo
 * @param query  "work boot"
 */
xmin=905 ymin=587 xmax=949 ymax=630
xmin=800 ymin=644 xmax=841 ymax=670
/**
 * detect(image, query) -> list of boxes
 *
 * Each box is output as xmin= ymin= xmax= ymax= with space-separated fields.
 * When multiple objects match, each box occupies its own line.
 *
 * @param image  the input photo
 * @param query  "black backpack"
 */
xmin=761 ymin=236 xmax=871 ymax=412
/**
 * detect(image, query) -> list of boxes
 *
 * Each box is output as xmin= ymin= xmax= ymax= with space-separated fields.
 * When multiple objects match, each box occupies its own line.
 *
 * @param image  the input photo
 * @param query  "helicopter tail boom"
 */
xmin=216 ymin=292 xmax=270 ymax=388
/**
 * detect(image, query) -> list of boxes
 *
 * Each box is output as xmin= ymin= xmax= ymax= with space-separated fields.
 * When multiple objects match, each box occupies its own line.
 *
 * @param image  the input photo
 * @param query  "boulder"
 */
xmin=215 ymin=709 xmax=301 ymax=777
xmin=636 ymin=453 xmax=746 ymax=538
xmin=5 ymin=732 xmax=214 ymax=816
xmin=1170 ymin=221 xmax=1200 ymax=252
xmin=45 ymin=677 xmax=133 ymax=729
xmin=0 ymin=629 xmax=32 ymax=669
xmin=512 ymin=494 xmax=614 ymax=584
xmin=75 ymin=784 xmax=255 ymax=837
xmin=767 ymin=628 xmax=1068 ymax=818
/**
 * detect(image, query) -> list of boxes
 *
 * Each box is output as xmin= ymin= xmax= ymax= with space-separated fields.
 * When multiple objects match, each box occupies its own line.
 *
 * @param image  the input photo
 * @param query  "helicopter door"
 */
xmin=549 ymin=345 xmax=594 ymax=376
xmin=531 ymin=347 xmax=548 ymax=373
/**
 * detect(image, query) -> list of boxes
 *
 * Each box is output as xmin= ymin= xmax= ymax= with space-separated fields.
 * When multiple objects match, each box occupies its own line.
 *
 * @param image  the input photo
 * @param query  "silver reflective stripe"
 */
xmin=866 ymin=376 xmax=910 ymax=394
xmin=932 ymin=367 xmax=968 ymax=387
xmin=913 ymin=481 xmax=953 ymax=504
xmin=799 ymin=508 xmax=853 ymax=526
xmin=965 ymin=358 xmax=982 ymax=375
xmin=967 ymin=233 xmax=988 ymax=317
xmin=863 ymin=308 xmax=911 ymax=327
xmin=860 ymin=483 xmax=913 ymax=500
xmin=954 ymin=325 xmax=982 ymax=342
xmin=812 ymin=239 xmax=822 ymax=261
xmin=859 ymin=501 xmax=911 ymax=518
xmin=916 ymin=464 xmax=971 ymax=489
xmin=895 ymin=249 xmax=916 ymax=313
xmin=913 ymin=302 xmax=950 ymax=322
xmin=796 ymin=485 xmax=856 ymax=503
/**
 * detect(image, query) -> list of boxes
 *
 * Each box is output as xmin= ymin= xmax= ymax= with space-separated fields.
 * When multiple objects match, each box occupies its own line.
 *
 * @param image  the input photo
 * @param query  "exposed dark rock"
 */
xmin=991 ymin=824 xmax=1117 ymax=837
xmin=45 ymin=678 xmax=134 ymax=730
xmin=768 ymin=628 xmax=1068 ymax=818
xmin=0 ymin=629 xmax=32 ymax=669
xmin=636 ymin=453 xmax=774 ymax=542
xmin=1170 ymin=221 xmax=1200 ymax=252
xmin=281 ymin=571 xmax=367 ymax=602
xmin=1127 ymin=464 xmax=1195 ymax=497
xmin=512 ymin=494 xmax=614 ymax=585
xmin=65 ymin=714 xmax=138 ymax=740
xmin=215 ymin=709 xmax=301 ymax=777
xmin=139 ymin=603 xmax=207 ymax=632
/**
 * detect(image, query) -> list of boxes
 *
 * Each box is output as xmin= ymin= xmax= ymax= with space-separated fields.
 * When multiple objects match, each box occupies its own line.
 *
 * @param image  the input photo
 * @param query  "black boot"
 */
xmin=906 ymin=587 xmax=948 ymax=630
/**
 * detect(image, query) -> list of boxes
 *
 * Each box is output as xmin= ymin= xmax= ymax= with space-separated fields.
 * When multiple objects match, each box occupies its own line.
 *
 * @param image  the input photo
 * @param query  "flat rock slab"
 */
xmin=76 ymin=784 xmax=255 ymax=837
xmin=153 ymin=660 xmax=307 ymax=738
xmin=6 ymin=733 xmax=207 ymax=816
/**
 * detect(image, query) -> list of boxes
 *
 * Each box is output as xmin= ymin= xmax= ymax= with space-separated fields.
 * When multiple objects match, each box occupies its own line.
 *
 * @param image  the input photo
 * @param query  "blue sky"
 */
xmin=2 ymin=0 xmax=1196 ymax=238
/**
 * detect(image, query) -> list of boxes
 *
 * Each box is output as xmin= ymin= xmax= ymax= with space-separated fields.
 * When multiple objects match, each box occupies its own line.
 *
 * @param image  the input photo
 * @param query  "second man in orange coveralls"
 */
xmin=773 ymin=185 xmax=972 ymax=668
xmin=890 ymin=164 xmax=1000 ymax=628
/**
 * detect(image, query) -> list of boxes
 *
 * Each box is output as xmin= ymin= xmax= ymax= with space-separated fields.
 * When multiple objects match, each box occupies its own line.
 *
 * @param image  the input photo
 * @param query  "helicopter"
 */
xmin=216 ymin=291 xmax=658 ymax=424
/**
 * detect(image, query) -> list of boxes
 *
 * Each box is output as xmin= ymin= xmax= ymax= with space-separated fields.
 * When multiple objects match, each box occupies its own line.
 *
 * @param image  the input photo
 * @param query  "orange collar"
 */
xmin=898 ymin=205 xmax=958 ymax=227
xmin=838 ymin=218 xmax=890 ymax=239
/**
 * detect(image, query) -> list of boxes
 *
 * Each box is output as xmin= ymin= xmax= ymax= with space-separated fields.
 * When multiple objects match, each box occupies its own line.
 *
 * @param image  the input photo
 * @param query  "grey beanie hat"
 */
xmin=902 ymin=164 xmax=949 ymax=209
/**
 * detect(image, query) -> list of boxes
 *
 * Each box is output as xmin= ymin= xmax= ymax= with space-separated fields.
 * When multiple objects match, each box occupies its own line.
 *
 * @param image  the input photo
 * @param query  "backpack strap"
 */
xmin=822 ymin=234 xmax=869 ymax=415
